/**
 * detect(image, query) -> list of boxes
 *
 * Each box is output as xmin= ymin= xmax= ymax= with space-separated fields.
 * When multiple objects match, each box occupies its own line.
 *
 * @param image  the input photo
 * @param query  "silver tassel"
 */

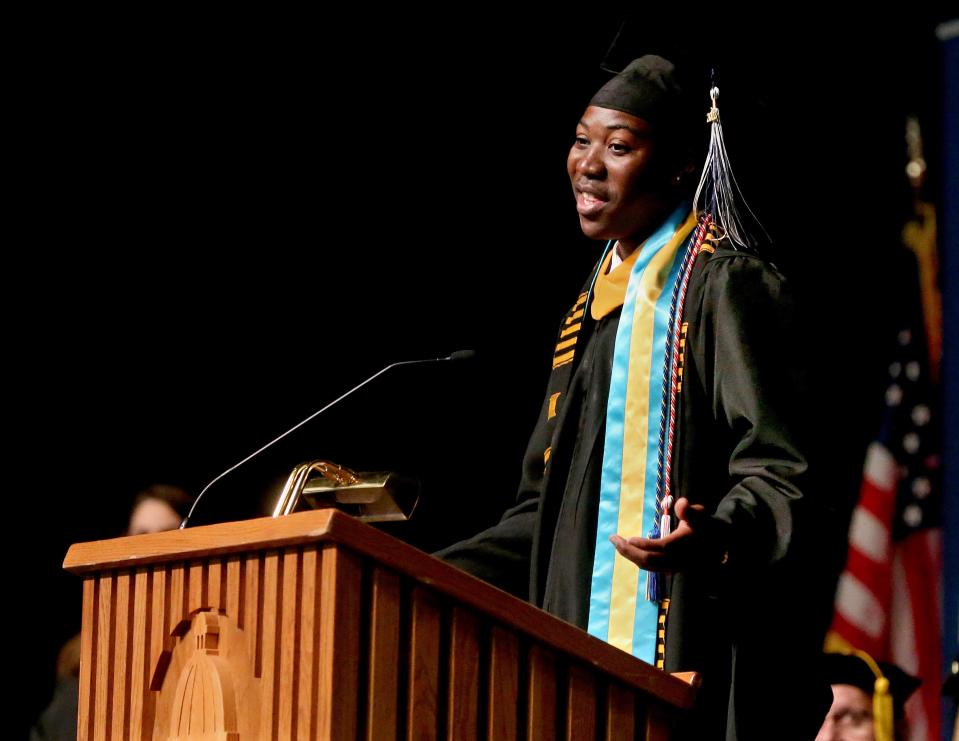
xmin=693 ymin=85 xmax=769 ymax=250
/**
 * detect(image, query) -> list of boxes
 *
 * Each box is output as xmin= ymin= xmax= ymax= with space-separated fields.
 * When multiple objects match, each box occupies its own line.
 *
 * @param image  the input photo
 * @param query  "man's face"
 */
xmin=815 ymin=684 xmax=875 ymax=741
xmin=566 ymin=105 xmax=677 ymax=250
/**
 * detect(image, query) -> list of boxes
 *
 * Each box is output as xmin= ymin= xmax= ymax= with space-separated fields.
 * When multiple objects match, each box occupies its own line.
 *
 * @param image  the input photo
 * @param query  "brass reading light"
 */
xmin=272 ymin=460 xmax=419 ymax=523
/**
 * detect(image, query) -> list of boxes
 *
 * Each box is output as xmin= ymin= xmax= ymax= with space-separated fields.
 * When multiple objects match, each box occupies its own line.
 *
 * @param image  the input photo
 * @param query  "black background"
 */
xmin=15 ymin=7 xmax=952 ymax=735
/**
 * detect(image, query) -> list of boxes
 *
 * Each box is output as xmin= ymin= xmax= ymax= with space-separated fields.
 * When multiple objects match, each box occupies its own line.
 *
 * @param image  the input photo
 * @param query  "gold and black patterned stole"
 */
xmin=538 ymin=249 xmax=612 ymax=466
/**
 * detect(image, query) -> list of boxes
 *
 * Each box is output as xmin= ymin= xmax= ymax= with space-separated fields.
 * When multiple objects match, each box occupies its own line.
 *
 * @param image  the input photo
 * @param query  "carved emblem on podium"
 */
xmin=152 ymin=610 xmax=256 ymax=740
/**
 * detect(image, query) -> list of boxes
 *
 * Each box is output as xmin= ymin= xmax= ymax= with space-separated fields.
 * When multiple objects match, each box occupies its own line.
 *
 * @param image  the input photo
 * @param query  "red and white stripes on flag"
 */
xmin=829 ymin=219 xmax=943 ymax=740
xmin=831 ymin=441 xmax=942 ymax=740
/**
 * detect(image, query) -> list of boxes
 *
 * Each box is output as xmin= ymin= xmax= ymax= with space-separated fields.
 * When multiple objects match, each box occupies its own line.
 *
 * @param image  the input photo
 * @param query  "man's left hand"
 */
xmin=609 ymin=498 xmax=725 ymax=572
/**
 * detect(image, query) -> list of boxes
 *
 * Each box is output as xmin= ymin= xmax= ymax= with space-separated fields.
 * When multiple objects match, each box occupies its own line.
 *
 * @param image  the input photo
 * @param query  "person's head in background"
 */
xmin=128 ymin=483 xmax=193 ymax=535
xmin=815 ymin=651 xmax=921 ymax=741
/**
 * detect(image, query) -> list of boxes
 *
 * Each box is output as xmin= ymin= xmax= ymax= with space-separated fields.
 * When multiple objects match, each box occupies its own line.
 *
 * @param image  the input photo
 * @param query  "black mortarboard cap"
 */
xmin=822 ymin=652 xmax=922 ymax=715
xmin=589 ymin=14 xmax=769 ymax=138
xmin=589 ymin=54 xmax=691 ymax=130
xmin=587 ymin=16 xmax=706 ymax=150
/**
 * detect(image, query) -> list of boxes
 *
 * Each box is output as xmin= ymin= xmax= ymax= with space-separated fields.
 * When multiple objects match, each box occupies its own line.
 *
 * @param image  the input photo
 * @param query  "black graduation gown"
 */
xmin=437 ymin=245 xmax=835 ymax=740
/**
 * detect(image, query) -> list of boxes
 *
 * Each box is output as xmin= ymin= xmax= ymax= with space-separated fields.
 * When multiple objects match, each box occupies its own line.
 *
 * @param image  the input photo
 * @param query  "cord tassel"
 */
xmin=646 ymin=495 xmax=675 ymax=602
xmin=693 ymin=84 xmax=768 ymax=251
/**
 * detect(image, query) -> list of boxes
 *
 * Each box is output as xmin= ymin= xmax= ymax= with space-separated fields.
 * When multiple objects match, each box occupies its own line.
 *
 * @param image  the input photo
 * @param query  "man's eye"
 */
xmin=610 ymin=142 xmax=631 ymax=154
xmin=574 ymin=135 xmax=589 ymax=146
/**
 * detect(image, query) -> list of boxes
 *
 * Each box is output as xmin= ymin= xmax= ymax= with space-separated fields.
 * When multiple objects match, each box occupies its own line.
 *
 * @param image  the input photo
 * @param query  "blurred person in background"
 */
xmin=30 ymin=484 xmax=193 ymax=741
xmin=815 ymin=651 xmax=921 ymax=741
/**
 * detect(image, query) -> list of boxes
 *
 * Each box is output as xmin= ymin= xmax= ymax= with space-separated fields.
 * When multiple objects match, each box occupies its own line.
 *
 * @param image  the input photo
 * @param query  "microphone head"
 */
xmin=448 ymin=349 xmax=476 ymax=362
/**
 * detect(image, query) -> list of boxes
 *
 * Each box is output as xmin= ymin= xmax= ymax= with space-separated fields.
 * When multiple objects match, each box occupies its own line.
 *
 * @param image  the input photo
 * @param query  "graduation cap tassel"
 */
xmin=847 ymin=648 xmax=895 ymax=741
xmin=872 ymin=676 xmax=894 ymax=741
xmin=693 ymin=84 xmax=768 ymax=251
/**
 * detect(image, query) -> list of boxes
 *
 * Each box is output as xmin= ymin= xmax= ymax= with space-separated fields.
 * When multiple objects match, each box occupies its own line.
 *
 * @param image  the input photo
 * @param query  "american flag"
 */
xmin=828 ymin=250 xmax=943 ymax=741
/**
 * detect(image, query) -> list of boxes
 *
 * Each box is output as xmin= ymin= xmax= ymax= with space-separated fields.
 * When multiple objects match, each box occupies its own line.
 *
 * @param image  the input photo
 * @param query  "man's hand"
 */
xmin=609 ymin=498 xmax=726 ymax=572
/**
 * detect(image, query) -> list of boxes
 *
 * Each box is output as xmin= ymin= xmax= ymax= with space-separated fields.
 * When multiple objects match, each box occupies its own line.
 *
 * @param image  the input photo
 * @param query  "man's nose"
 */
xmin=813 ymin=719 xmax=838 ymax=741
xmin=576 ymin=144 xmax=604 ymax=177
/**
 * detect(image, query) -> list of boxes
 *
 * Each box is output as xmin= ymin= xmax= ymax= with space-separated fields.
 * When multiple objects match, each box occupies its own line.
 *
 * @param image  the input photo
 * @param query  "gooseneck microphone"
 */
xmin=179 ymin=350 xmax=476 ymax=528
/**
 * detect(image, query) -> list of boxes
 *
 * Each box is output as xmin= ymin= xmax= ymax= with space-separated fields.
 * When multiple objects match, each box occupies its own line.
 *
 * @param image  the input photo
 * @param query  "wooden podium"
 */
xmin=64 ymin=509 xmax=698 ymax=740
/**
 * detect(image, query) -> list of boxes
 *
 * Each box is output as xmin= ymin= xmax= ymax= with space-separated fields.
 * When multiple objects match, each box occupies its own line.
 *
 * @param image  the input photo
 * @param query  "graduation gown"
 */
xmin=437 ymin=244 xmax=834 ymax=740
